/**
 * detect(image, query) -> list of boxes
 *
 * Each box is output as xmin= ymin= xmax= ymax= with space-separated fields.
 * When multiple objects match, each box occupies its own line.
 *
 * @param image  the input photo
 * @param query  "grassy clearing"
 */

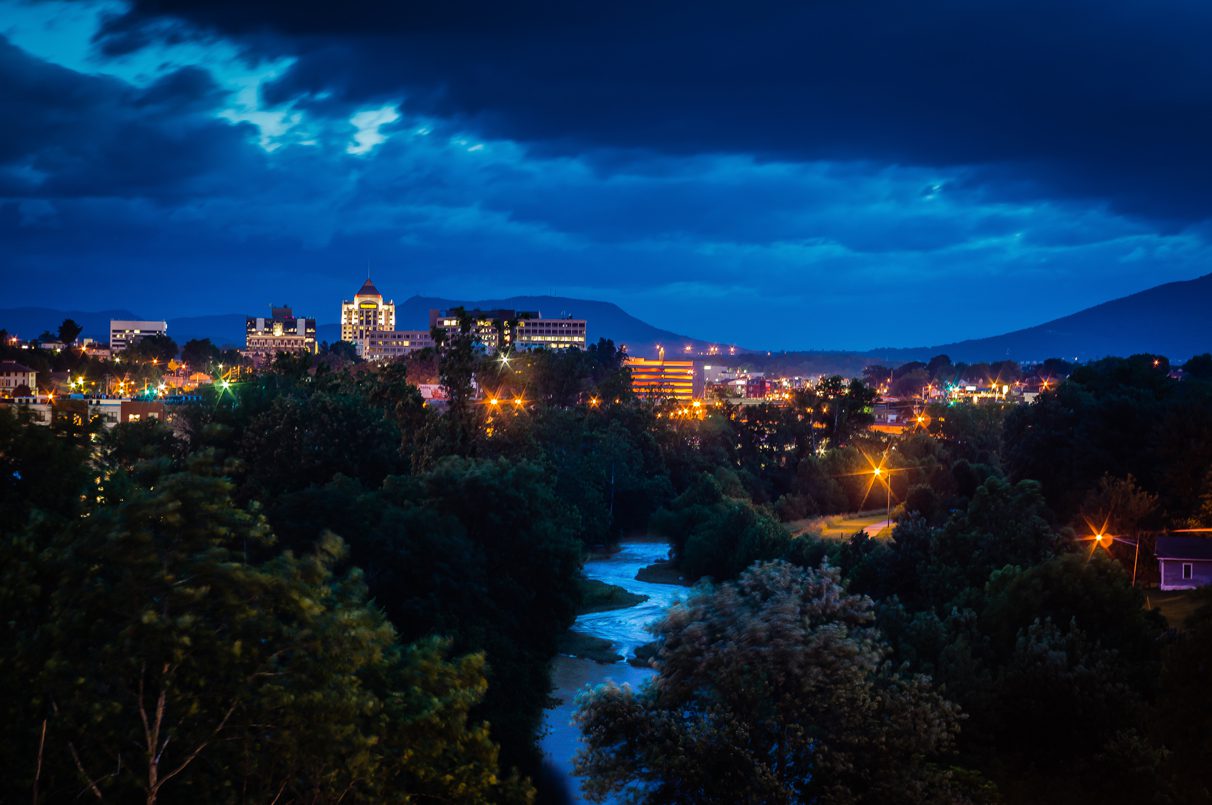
xmin=1146 ymin=589 xmax=1205 ymax=630
xmin=558 ymin=631 xmax=623 ymax=664
xmin=578 ymin=578 xmax=648 ymax=614
xmin=787 ymin=510 xmax=891 ymax=540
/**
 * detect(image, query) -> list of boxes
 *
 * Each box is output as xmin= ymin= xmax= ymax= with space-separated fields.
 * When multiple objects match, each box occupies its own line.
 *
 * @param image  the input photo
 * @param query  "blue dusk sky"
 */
xmin=1 ymin=0 xmax=1210 ymax=349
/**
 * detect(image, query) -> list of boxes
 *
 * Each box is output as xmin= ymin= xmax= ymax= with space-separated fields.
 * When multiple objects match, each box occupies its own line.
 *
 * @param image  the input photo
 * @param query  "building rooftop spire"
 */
xmin=356 ymin=277 xmax=382 ymax=298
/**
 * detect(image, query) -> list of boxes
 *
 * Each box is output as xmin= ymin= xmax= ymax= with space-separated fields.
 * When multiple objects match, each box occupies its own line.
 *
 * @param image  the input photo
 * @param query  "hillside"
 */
xmin=3 ymin=273 xmax=1208 ymax=365
xmin=868 ymin=271 xmax=1212 ymax=363
xmin=386 ymin=296 xmax=723 ymax=356
xmin=0 ymin=296 xmax=718 ymax=355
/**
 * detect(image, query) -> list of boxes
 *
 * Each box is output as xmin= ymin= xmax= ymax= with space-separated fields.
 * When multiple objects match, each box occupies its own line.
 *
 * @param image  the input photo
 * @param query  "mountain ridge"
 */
xmin=2 ymin=273 xmax=1209 ymax=366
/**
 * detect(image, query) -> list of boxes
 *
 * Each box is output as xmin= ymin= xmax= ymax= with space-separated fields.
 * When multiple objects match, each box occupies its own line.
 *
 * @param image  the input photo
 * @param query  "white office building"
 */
xmin=109 ymin=320 xmax=168 ymax=353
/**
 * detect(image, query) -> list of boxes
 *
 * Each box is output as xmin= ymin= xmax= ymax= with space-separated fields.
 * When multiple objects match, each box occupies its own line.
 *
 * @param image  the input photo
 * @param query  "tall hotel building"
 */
xmin=341 ymin=278 xmax=396 ymax=349
xmin=626 ymin=356 xmax=696 ymax=402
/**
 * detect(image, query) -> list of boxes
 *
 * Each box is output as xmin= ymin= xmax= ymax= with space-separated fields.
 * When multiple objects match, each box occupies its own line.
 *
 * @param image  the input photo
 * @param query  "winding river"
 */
xmin=540 ymin=539 xmax=686 ymax=802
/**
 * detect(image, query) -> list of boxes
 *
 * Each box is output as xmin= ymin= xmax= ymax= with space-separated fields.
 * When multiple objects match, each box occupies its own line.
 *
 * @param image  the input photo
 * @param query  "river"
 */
xmin=539 ymin=539 xmax=686 ymax=802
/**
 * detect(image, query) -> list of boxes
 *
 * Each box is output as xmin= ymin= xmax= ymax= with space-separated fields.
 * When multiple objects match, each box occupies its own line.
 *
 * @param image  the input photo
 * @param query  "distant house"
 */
xmin=0 ymin=361 xmax=37 ymax=397
xmin=1156 ymin=536 xmax=1212 ymax=590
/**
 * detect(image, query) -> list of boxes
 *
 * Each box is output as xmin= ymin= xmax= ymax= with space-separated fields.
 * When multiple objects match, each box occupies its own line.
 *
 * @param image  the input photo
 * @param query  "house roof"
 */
xmin=0 ymin=361 xmax=34 ymax=373
xmin=355 ymin=278 xmax=382 ymax=298
xmin=1156 ymin=535 xmax=1212 ymax=561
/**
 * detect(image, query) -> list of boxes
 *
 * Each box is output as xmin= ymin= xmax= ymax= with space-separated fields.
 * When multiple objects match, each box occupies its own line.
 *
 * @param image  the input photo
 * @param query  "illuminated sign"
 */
xmin=359 ymin=302 xmax=378 ymax=309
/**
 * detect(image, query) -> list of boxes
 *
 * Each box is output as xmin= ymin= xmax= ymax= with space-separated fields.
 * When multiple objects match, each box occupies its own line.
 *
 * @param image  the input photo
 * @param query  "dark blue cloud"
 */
xmin=100 ymin=0 xmax=1212 ymax=223
xmin=2 ymin=0 xmax=1211 ymax=350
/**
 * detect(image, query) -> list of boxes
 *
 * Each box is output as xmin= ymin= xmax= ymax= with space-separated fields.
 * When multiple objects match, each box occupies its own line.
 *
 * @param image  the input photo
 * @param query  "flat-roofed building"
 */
xmin=431 ymin=308 xmax=588 ymax=353
xmin=361 ymin=329 xmax=435 ymax=362
xmin=516 ymin=317 xmax=587 ymax=350
xmin=626 ymin=356 xmax=695 ymax=402
xmin=0 ymin=361 xmax=37 ymax=397
xmin=110 ymin=320 xmax=168 ymax=353
xmin=244 ymin=305 xmax=317 ymax=366
xmin=341 ymin=278 xmax=395 ymax=349
xmin=430 ymin=308 xmax=528 ymax=353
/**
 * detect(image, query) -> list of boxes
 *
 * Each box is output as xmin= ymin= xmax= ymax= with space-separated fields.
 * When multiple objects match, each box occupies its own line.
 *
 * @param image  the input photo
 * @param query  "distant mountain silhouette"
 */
xmin=865 ymin=272 xmax=1212 ymax=363
xmin=0 ymin=308 xmax=141 ymax=342
xmin=377 ymin=295 xmax=725 ymax=356
xmin=0 ymin=296 xmax=720 ymax=356
xmin=3 ymin=274 xmax=1209 ymax=363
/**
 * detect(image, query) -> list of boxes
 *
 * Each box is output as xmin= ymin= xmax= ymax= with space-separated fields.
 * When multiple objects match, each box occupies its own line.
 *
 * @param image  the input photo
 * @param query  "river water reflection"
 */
xmin=539 ymin=539 xmax=685 ymax=802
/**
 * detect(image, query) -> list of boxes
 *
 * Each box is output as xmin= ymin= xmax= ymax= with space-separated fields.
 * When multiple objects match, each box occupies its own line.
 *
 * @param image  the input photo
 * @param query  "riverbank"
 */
xmin=557 ymin=631 xmax=622 ymax=664
xmin=577 ymin=578 xmax=648 ymax=615
xmin=541 ymin=539 xmax=685 ymax=802
xmin=635 ymin=560 xmax=692 ymax=586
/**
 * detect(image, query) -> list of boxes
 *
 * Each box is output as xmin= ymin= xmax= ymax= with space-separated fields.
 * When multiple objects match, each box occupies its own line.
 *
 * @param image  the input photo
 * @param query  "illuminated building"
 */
xmin=109 ymin=320 xmax=167 ymax=353
xmin=0 ymin=361 xmax=37 ymax=397
xmin=430 ymin=308 xmax=588 ymax=352
xmin=745 ymin=376 xmax=769 ymax=399
xmin=341 ymin=278 xmax=396 ymax=348
xmin=361 ymin=329 xmax=435 ymax=361
xmin=626 ymin=356 xmax=695 ymax=402
xmin=431 ymin=308 xmax=524 ymax=353
xmin=516 ymin=317 xmax=587 ymax=350
xmin=244 ymin=305 xmax=317 ymax=366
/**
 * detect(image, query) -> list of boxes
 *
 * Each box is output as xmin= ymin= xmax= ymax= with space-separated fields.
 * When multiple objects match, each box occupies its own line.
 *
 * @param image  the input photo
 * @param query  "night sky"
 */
xmin=3 ymin=1 xmax=1211 ymax=349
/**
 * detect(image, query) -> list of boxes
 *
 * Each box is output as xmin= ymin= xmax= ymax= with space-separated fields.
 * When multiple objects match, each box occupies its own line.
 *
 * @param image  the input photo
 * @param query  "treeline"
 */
xmin=861 ymin=353 xmax=1077 ymax=397
xmin=0 ymin=336 xmax=680 ymax=802
xmin=7 ymin=332 xmax=1212 ymax=802
xmin=587 ymin=353 xmax=1212 ymax=802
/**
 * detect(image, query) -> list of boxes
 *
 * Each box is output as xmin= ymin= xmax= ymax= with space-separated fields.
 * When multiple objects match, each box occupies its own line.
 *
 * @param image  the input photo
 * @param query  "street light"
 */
xmin=872 ymin=465 xmax=891 ymax=527
xmin=1082 ymin=518 xmax=1141 ymax=587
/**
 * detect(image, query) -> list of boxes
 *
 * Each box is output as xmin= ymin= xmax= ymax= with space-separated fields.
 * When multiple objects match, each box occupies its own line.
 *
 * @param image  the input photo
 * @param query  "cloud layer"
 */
xmin=2 ymin=0 xmax=1210 ymax=349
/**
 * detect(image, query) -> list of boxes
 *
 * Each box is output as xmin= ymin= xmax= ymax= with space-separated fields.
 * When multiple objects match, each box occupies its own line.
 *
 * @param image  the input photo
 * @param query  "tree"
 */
xmin=180 ymin=337 xmax=220 ymax=369
xmin=574 ymin=561 xmax=980 ymax=804
xmin=427 ymin=308 xmax=479 ymax=458
xmin=0 ymin=464 xmax=528 ymax=804
xmin=323 ymin=339 xmax=360 ymax=363
xmin=927 ymin=354 xmax=953 ymax=379
xmin=267 ymin=456 xmax=584 ymax=773
xmin=123 ymin=334 xmax=179 ymax=364
xmin=1156 ymin=589 xmax=1212 ymax=801
xmin=651 ymin=471 xmax=790 ymax=581
xmin=0 ymin=406 xmax=94 ymax=523
xmin=57 ymin=318 xmax=83 ymax=344
xmin=239 ymin=390 xmax=403 ymax=498
xmin=1079 ymin=473 xmax=1158 ymax=538
xmin=1183 ymin=353 xmax=1212 ymax=381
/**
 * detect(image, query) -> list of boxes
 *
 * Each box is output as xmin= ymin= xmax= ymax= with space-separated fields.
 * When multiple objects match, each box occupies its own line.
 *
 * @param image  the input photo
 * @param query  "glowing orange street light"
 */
xmin=1082 ymin=517 xmax=1141 ymax=586
xmin=489 ymin=398 xmax=500 ymax=406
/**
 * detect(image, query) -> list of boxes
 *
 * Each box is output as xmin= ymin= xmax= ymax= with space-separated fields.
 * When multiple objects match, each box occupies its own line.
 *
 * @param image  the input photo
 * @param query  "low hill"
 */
xmin=385 ymin=295 xmax=724 ymax=356
xmin=0 ymin=296 xmax=718 ymax=355
xmin=868 ymin=271 xmax=1212 ymax=364
xmin=3 ymin=273 xmax=1208 ymax=366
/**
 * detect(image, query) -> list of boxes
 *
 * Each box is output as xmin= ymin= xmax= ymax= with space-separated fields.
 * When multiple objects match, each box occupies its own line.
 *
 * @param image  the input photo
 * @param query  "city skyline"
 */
xmin=3 ymin=1 xmax=1211 ymax=350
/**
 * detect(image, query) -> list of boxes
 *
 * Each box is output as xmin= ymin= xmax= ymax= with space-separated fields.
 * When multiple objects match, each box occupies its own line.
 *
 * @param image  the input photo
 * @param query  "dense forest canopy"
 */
xmin=4 ymin=332 xmax=1212 ymax=802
